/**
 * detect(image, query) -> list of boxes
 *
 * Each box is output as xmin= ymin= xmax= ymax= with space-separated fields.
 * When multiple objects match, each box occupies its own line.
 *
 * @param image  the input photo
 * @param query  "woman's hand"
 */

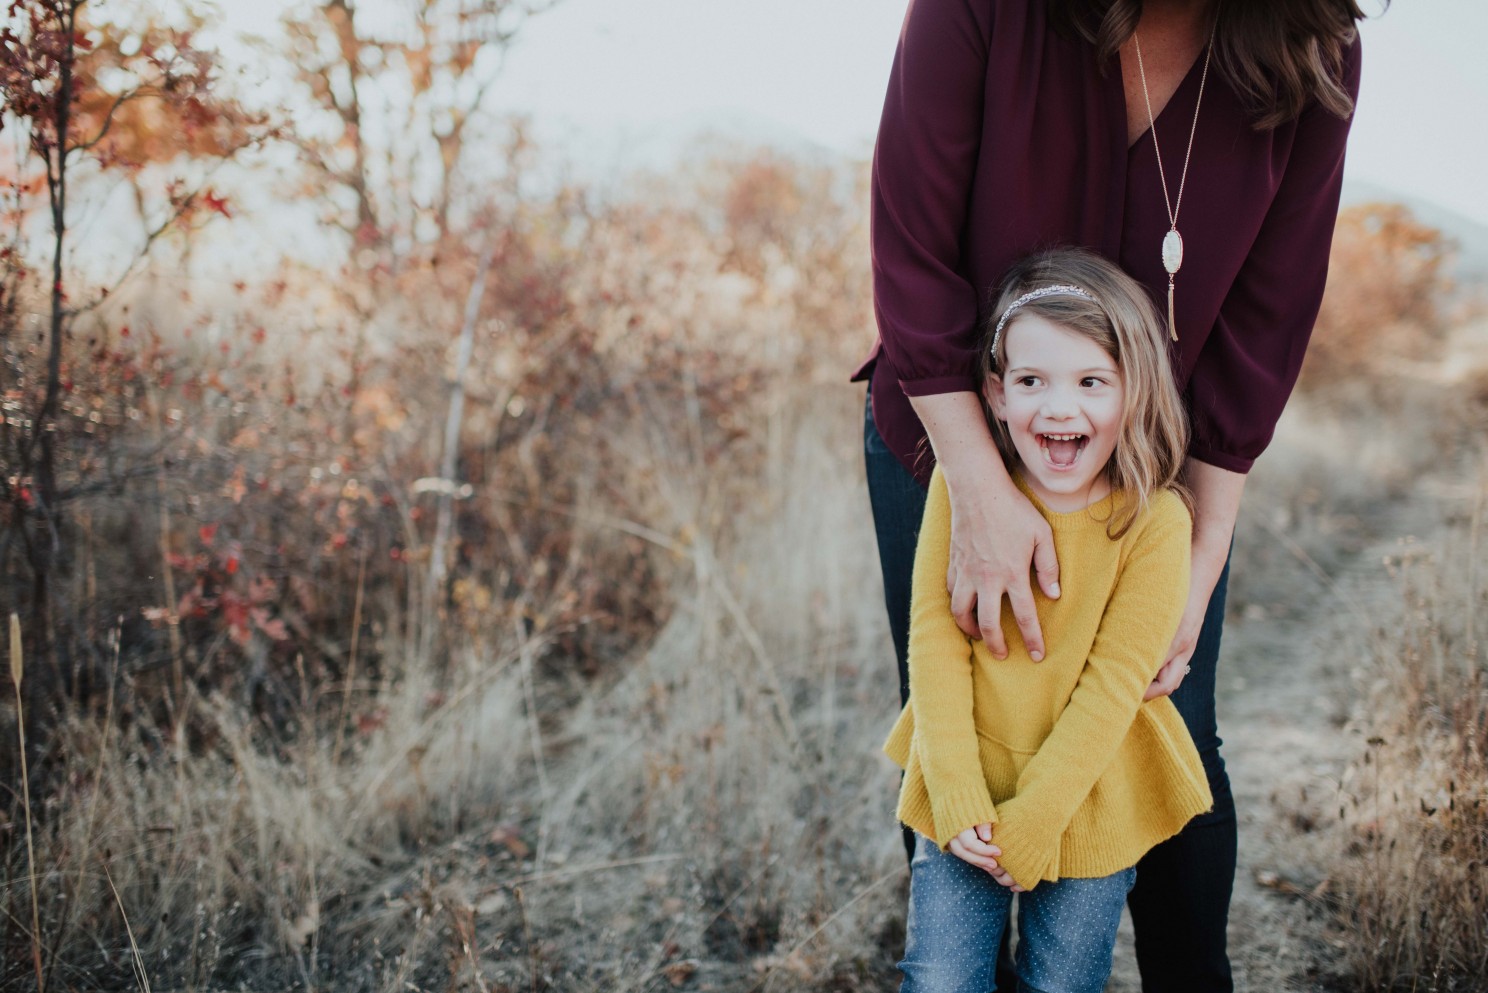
xmin=946 ymin=469 xmax=1060 ymax=661
xmin=909 ymin=392 xmax=1061 ymax=661
xmin=1145 ymin=568 xmax=1210 ymax=700
xmin=1145 ymin=458 xmax=1246 ymax=700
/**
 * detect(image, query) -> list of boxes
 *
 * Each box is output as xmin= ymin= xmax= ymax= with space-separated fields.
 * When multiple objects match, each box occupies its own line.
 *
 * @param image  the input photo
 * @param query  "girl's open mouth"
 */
xmin=1039 ymin=433 xmax=1087 ymax=468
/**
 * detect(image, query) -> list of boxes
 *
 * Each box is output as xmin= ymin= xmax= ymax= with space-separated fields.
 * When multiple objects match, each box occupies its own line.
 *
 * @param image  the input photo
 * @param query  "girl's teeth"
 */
xmin=1041 ymin=434 xmax=1086 ymax=467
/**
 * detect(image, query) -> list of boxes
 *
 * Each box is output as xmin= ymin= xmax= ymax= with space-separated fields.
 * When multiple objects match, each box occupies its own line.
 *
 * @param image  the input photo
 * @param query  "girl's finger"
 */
xmin=952 ymin=849 xmax=999 ymax=871
xmin=948 ymin=841 xmax=1000 ymax=872
xmin=959 ymin=837 xmax=1002 ymax=858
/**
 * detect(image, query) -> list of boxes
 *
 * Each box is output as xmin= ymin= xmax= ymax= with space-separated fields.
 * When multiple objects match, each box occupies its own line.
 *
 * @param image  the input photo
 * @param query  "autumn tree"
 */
xmin=0 ymin=0 xmax=266 ymax=678
xmin=282 ymin=0 xmax=557 ymax=269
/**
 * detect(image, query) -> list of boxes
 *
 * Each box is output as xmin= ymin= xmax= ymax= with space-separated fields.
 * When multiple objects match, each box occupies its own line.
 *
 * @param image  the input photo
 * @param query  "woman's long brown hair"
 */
xmin=1052 ymin=0 xmax=1377 ymax=128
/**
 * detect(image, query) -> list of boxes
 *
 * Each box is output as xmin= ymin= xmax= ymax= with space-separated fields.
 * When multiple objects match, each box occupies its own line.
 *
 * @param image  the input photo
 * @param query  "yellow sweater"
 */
xmin=883 ymin=466 xmax=1213 ymax=890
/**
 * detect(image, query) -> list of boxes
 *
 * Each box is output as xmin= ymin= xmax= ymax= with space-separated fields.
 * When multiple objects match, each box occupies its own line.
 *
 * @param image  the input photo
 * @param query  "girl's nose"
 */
xmin=1040 ymin=389 xmax=1078 ymax=419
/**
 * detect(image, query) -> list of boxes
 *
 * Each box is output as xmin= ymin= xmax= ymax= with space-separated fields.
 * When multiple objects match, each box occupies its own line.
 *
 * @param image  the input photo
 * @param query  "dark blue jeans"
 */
xmin=864 ymin=388 xmax=1238 ymax=993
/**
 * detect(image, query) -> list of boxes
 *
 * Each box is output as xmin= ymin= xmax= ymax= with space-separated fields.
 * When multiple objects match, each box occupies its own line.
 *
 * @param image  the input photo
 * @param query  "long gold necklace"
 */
xmin=1133 ymin=18 xmax=1216 ymax=340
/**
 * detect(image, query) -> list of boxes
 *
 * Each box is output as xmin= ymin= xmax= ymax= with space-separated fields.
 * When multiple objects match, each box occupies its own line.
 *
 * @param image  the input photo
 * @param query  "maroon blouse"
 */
xmin=854 ymin=0 xmax=1363 ymax=483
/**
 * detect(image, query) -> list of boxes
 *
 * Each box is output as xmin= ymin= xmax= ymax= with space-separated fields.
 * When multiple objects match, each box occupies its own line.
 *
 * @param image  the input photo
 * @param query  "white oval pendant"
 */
xmin=1162 ymin=229 xmax=1184 ymax=275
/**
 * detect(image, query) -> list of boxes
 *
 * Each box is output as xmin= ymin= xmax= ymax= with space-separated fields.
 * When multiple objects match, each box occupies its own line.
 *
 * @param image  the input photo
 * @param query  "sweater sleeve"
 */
xmin=907 ymin=467 xmax=1000 ymax=846
xmin=989 ymin=497 xmax=1192 ymax=887
xmin=1186 ymin=37 xmax=1363 ymax=473
xmin=870 ymin=0 xmax=994 ymax=398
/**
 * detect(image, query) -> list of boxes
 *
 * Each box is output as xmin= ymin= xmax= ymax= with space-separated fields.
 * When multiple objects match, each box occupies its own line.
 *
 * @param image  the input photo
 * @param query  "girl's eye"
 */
xmin=1081 ymin=377 xmax=1107 ymax=388
xmin=1017 ymin=376 xmax=1040 ymax=387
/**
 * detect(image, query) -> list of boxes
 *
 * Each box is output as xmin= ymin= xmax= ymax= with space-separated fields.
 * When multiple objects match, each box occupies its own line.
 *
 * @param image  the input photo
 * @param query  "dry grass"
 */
xmin=10 ymin=630 xmax=538 ymax=990
xmin=1303 ymin=202 xmax=1457 ymax=393
xmin=1312 ymin=490 xmax=1488 ymax=992
xmin=2 ymin=376 xmax=902 ymax=992
xmin=9 ymin=612 xmax=43 ymax=991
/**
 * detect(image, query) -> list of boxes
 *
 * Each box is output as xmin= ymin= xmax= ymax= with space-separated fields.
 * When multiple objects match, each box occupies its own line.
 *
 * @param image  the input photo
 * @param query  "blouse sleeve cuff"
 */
xmin=898 ymin=373 xmax=981 ymax=398
xmin=1188 ymin=443 xmax=1256 ymax=475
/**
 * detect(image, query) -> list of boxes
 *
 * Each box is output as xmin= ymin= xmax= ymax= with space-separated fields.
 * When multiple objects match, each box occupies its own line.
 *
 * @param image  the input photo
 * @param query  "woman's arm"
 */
xmin=1145 ymin=458 xmax=1245 ymax=699
xmin=1145 ymin=39 xmax=1362 ymax=698
xmin=871 ymin=0 xmax=992 ymax=396
xmin=872 ymin=0 xmax=1061 ymax=658
xmin=1183 ymin=37 xmax=1362 ymax=474
xmin=911 ymin=392 xmax=1061 ymax=661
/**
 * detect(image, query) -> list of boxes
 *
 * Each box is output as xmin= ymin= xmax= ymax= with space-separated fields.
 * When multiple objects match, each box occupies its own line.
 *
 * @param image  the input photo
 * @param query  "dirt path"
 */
xmin=1105 ymin=437 xmax=1445 ymax=992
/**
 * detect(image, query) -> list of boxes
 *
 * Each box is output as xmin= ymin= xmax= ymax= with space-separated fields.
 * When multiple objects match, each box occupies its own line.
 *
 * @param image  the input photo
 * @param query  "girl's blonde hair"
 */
xmin=978 ymin=247 xmax=1190 ymax=538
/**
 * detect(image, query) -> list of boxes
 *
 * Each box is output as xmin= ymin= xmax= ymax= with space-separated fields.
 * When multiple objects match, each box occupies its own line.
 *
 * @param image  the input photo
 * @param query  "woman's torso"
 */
xmin=861 ymin=0 xmax=1358 ymax=481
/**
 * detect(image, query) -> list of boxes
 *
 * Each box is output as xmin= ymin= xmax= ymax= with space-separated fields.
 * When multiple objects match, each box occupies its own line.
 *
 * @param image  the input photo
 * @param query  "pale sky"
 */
xmin=470 ymin=0 xmax=1488 ymax=232
xmin=218 ymin=0 xmax=1488 ymax=230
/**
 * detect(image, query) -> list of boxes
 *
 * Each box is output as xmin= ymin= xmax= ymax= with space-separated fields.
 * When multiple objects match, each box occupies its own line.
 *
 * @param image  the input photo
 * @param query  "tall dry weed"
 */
xmin=1321 ymin=492 xmax=1488 ymax=991
xmin=450 ymin=149 xmax=909 ymax=990
xmin=8 ymin=627 xmax=537 ymax=990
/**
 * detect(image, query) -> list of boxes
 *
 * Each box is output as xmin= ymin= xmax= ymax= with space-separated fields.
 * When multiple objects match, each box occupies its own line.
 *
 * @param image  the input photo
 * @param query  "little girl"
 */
xmin=882 ymin=247 xmax=1214 ymax=993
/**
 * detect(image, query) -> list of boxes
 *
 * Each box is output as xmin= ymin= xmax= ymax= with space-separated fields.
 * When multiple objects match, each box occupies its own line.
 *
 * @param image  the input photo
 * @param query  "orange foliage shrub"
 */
xmin=1302 ymin=202 xmax=1454 ymax=390
xmin=3 ymin=144 xmax=871 ymax=743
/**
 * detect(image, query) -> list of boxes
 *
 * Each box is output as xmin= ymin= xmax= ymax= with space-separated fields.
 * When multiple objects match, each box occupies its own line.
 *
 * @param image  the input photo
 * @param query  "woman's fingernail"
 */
xmin=1050 ymin=583 xmax=1061 ymax=598
xmin=1030 ymin=650 xmax=1043 ymax=662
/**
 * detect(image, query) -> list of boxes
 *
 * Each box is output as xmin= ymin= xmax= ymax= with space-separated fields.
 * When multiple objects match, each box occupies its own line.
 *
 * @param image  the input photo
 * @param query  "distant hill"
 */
xmin=527 ymin=108 xmax=849 ymax=201
xmin=530 ymin=117 xmax=1488 ymax=289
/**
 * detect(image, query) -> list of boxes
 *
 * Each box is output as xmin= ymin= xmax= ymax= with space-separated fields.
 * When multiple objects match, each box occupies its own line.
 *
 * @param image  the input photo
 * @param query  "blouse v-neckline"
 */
xmin=1100 ymin=40 xmax=1210 ymax=257
xmin=1115 ymin=41 xmax=1211 ymax=154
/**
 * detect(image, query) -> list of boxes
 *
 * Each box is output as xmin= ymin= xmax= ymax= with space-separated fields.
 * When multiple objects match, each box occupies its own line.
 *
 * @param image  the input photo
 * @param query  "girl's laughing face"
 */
xmin=986 ymin=313 xmax=1125 ymax=512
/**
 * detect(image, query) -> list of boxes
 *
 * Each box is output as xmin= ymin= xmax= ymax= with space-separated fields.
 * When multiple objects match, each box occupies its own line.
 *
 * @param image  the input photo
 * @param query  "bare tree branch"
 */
xmin=69 ymin=86 xmax=152 ymax=155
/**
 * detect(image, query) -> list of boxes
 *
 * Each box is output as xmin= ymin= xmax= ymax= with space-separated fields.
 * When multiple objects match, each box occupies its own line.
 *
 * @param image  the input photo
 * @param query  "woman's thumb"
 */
xmin=976 ymin=823 xmax=992 ymax=842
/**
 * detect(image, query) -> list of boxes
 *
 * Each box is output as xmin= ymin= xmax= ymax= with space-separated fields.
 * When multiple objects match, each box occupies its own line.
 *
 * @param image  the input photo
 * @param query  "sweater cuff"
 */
xmin=898 ymin=373 xmax=980 ymax=398
xmin=881 ymin=707 xmax=914 ymax=769
xmin=986 ymin=795 xmax=1062 ymax=890
xmin=930 ymin=785 xmax=1000 ymax=851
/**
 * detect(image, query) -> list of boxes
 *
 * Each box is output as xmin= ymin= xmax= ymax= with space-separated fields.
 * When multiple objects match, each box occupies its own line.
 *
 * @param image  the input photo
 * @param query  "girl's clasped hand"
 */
xmin=948 ymin=823 xmax=1024 ymax=892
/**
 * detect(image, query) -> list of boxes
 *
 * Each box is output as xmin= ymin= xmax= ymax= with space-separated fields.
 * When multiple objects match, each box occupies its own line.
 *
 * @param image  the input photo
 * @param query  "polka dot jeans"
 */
xmin=899 ymin=834 xmax=1136 ymax=993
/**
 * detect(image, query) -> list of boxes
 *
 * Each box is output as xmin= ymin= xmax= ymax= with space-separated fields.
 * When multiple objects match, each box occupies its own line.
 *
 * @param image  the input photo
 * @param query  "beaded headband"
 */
xmin=989 ymin=284 xmax=1100 ymax=361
